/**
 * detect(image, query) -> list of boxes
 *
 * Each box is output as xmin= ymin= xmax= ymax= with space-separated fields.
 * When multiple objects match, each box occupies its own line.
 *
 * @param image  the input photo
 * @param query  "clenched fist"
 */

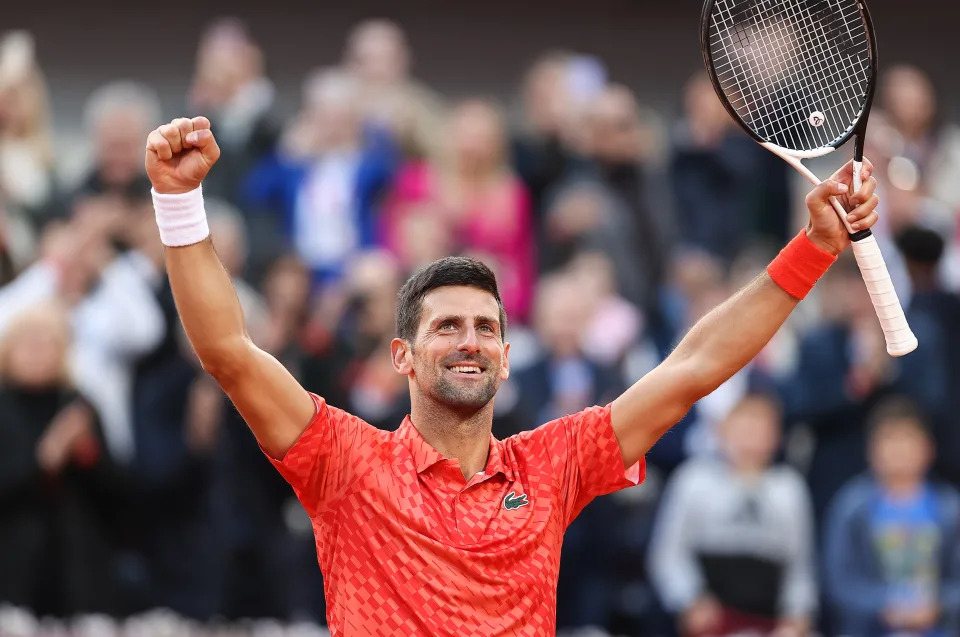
xmin=145 ymin=116 xmax=221 ymax=194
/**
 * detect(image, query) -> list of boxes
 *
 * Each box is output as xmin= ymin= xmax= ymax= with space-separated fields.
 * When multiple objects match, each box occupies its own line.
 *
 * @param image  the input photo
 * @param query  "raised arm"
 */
xmin=145 ymin=117 xmax=314 ymax=459
xmin=612 ymin=160 xmax=879 ymax=467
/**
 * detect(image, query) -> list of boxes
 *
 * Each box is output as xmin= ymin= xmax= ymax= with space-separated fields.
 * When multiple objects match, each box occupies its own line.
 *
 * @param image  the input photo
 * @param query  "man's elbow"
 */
xmin=676 ymin=353 xmax=735 ymax=403
xmin=197 ymin=338 xmax=255 ymax=386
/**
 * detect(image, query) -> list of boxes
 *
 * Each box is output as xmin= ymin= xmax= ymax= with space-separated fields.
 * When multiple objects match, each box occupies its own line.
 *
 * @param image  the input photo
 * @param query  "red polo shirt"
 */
xmin=267 ymin=393 xmax=644 ymax=636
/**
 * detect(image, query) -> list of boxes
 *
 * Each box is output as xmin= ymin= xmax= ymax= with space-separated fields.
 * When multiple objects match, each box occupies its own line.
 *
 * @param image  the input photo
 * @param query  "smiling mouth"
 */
xmin=447 ymin=365 xmax=485 ymax=375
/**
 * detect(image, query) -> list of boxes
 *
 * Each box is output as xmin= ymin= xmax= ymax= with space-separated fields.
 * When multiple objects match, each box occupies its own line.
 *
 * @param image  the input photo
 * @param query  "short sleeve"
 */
xmin=533 ymin=404 xmax=645 ymax=527
xmin=264 ymin=392 xmax=373 ymax=517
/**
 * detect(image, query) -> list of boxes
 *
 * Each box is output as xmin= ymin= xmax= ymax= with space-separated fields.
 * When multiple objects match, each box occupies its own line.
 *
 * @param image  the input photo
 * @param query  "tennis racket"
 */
xmin=700 ymin=0 xmax=917 ymax=356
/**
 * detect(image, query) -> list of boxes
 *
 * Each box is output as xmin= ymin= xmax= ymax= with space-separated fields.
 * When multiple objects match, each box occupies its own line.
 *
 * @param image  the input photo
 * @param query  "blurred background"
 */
xmin=1 ymin=1 xmax=959 ymax=636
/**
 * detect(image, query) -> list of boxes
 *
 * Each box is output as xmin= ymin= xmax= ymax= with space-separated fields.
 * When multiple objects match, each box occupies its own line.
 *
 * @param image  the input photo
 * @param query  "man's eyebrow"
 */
xmin=431 ymin=315 xmax=464 ymax=325
xmin=475 ymin=315 xmax=500 ymax=325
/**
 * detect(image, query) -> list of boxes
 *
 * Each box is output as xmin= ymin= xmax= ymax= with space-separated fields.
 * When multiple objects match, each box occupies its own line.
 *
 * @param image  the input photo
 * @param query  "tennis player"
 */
xmin=146 ymin=116 xmax=878 ymax=635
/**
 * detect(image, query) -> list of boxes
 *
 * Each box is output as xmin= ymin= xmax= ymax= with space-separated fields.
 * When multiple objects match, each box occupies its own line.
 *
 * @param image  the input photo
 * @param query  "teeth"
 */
xmin=450 ymin=366 xmax=480 ymax=374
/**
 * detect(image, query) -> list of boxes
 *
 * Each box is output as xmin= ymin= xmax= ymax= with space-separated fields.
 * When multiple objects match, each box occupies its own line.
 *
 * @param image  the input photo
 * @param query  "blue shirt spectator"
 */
xmin=824 ymin=397 xmax=960 ymax=637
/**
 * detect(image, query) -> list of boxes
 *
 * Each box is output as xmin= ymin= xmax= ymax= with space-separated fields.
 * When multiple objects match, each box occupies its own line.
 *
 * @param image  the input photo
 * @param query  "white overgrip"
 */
xmin=851 ymin=234 xmax=918 ymax=356
xmin=853 ymin=160 xmax=863 ymax=193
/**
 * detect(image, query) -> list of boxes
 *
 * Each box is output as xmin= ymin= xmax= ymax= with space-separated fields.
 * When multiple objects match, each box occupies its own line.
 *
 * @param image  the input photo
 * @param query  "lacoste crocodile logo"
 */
xmin=503 ymin=491 xmax=529 ymax=510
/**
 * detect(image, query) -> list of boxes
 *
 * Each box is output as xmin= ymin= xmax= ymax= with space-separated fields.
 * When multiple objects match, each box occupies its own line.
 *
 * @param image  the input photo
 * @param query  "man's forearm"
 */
xmin=165 ymin=239 xmax=250 ymax=369
xmin=674 ymin=272 xmax=798 ymax=398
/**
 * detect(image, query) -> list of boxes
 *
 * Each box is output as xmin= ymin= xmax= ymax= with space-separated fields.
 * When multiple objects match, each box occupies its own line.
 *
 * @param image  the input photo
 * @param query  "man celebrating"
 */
xmin=146 ymin=116 xmax=879 ymax=635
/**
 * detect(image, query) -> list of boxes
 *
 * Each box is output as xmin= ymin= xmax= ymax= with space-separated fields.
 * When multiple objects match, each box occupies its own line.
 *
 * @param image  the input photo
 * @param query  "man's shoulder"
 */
xmin=310 ymin=394 xmax=393 ymax=446
xmin=500 ymin=404 xmax=612 ymax=455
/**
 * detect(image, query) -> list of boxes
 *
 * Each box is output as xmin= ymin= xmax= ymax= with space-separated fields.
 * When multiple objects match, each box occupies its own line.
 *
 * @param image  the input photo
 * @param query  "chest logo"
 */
xmin=503 ymin=491 xmax=529 ymax=510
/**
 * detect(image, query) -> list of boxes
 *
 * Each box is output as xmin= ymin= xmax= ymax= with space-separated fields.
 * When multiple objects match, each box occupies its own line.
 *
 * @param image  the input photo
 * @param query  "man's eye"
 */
xmin=478 ymin=324 xmax=494 ymax=333
xmin=439 ymin=322 xmax=456 ymax=331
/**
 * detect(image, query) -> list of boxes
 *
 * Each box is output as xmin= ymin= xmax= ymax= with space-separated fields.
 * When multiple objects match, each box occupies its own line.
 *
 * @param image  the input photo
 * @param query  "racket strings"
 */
xmin=715 ymin=0 xmax=867 ymax=147
xmin=708 ymin=0 xmax=871 ymax=151
xmin=715 ymin=0 xmax=856 ymax=147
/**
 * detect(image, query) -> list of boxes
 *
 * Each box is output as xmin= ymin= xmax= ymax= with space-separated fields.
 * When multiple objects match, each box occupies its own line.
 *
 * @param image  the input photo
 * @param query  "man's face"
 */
xmin=399 ymin=286 xmax=509 ymax=412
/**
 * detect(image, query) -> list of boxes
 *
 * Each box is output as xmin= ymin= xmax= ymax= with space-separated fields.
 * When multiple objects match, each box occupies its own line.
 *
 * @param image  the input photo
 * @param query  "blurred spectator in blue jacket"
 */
xmin=895 ymin=225 xmax=960 ymax=489
xmin=243 ymin=68 xmax=398 ymax=285
xmin=824 ymin=397 xmax=960 ymax=637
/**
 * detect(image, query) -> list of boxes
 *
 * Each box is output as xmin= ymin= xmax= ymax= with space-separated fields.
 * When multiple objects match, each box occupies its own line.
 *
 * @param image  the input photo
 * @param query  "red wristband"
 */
xmin=767 ymin=230 xmax=838 ymax=300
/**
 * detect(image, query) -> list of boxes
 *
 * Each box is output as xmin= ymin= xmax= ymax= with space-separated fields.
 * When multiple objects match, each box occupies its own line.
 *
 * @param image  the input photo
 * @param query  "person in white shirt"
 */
xmin=0 ymin=211 xmax=165 ymax=462
xmin=649 ymin=392 xmax=817 ymax=637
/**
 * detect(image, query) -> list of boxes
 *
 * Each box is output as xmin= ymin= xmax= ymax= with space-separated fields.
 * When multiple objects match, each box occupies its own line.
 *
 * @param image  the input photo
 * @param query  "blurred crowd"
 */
xmin=0 ymin=15 xmax=959 ymax=637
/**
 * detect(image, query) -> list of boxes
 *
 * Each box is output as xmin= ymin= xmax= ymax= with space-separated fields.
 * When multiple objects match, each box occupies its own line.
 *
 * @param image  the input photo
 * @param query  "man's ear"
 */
xmin=500 ymin=341 xmax=511 ymax=381
xmin=391 ymin=338 xmax=413 ymax=375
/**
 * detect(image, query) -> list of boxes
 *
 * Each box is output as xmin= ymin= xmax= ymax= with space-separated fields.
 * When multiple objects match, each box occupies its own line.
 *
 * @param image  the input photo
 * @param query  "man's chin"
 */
xmin=432 ymin=381 xmax=497 ymax=411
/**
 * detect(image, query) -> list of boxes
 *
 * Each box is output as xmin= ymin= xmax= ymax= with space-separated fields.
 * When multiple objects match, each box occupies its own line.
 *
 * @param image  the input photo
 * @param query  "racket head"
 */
xmin=700 ymin=0 xmax=878 ymax=156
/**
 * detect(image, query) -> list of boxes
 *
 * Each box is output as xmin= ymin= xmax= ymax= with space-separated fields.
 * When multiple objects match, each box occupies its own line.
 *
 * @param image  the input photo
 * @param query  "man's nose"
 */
xmin=457 ymin=327 xmax=481 ymax=353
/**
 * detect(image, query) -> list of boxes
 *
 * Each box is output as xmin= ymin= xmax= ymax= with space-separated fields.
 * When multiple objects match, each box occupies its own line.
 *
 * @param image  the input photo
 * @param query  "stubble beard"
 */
xmin=431 ymin=370 xmax=498 ymax=411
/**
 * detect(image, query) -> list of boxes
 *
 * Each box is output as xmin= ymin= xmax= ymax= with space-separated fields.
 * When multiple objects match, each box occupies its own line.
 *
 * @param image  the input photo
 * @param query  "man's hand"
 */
xmin=145 ymin=116 xmax=221 ymax=194
xmin=805 ymin=158 xmax=879 ymax=256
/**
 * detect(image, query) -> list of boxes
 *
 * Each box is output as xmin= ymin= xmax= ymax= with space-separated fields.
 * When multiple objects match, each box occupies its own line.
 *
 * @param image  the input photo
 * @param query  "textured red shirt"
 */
xmin=267 ymin=393 xmax=644 ymax=636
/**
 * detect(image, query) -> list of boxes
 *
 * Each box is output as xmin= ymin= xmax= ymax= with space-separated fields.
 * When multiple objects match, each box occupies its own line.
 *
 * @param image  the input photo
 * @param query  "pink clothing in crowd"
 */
xmin=380 ymin=161 xmax=536 ymax=323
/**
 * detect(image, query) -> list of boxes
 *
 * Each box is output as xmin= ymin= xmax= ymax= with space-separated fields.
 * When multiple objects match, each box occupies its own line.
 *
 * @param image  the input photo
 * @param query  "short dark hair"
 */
xmin=396 ymin=256 xmax=507 ymax=342
xmin=868 ymin=395 xmax=930 ymax=440
xmin=895 ymin=225 xmax=945 ymax=265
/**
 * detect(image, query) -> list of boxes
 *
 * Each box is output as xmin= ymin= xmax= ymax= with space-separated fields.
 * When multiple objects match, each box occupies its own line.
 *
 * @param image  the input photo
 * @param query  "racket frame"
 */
xmin=699 ymin=0 xmax=918 ymax=356
xmin=699 ymin=0 xmax=879 ymax=163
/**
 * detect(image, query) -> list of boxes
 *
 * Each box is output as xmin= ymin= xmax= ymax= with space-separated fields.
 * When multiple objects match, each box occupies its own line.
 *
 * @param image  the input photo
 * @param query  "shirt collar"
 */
xmin=395 ymin=416 xmax=514 ymax=481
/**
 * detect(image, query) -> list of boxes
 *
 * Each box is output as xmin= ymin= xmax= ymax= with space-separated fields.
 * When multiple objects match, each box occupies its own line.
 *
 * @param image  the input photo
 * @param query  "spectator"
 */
xmin=669 ymin=73 xmax=791 ymax=263
xmin=870 ymin=65 xmax=960 ymax=237
xmin=0 ymin=209 xmax=165 ymax=464
xmin=782 ymin=252 xmax=897 ymax=522
xmin=541 ymin=179 xmax=648 ymax=310
xmin=894 ymin=227 xmax=959 ymax=487
xmin=509 ymin=271 xmax=623 ymax=435
xmin=189 ymin=18 xmax=281 ymax=208
xmin=301 ymin=250 xmax=409 ymax=431
xmin=119 ymin=194 xmax=221 ymax=619
xmin=649 ymin=392 xmax=817 ymax=637
xmin=342 ymin=18 xmax=445 ymax=160
xmin=381 ymin=99 xmax=536 ymax=322
xmin=511 ymin=51 xmax=578 ymax=221
xmin=244 ymin=68 xmax=398 ymax=284
xmin=0 ymin=31 xmax=56 ymax=236
xmin=556 ymin=84 xmax=673 ymax=318
xmin=0 ymin=301 xmax=119 ymax=616
xmin=72 ymin=81 xmax=161 ymax=204
xmin=824 ymin=397 xmax=960 ymax=636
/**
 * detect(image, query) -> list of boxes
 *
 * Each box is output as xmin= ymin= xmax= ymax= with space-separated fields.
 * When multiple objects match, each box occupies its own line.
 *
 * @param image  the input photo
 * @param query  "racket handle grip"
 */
xmin=850 ymin=233 xmax=918 ymax=356
xmin=853 ymin=160 xmax=863 ymax=192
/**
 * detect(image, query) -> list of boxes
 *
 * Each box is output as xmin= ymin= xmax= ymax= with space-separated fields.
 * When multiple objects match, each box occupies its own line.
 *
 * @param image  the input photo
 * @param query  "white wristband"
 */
xmin=151 ymin=186 xmax=210 ymax=247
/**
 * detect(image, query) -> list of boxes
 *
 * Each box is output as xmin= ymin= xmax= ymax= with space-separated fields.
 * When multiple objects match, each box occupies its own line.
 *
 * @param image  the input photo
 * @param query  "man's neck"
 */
xmin=410 ymin=394 xmax=494 ymax=480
